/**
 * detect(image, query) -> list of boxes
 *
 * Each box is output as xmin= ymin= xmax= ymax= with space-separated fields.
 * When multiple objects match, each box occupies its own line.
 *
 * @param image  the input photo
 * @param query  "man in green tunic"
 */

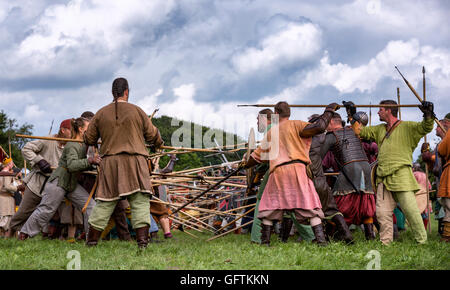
xmin=351 ymin=99 xmax=434 ymax=245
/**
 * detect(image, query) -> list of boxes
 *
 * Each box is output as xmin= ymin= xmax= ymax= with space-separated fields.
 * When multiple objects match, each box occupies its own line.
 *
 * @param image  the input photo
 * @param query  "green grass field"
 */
xmin=0 ymin=218 xmax=448 ymax=270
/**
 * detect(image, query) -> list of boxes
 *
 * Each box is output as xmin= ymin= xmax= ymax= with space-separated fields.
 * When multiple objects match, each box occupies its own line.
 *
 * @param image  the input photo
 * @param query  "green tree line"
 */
xmin=0 ymin=110 xmax=33 ymax=169
xmin=151 ymin=115 xmax=246 ymax=172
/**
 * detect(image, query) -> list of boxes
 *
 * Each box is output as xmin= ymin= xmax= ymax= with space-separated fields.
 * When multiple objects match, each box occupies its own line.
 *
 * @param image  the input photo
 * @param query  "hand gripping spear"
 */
xmin=394 ymin=66 xmax=446 ymax=134
xmin=169 ymin=128 xmax=256 ymax=216
xmin=422 ymin=66 xmax=431 ymax=234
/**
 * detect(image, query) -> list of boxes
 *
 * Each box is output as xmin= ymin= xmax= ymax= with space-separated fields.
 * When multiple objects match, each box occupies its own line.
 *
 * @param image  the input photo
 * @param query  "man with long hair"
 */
xmin=84 ymin=77 xmax=163 ymax=249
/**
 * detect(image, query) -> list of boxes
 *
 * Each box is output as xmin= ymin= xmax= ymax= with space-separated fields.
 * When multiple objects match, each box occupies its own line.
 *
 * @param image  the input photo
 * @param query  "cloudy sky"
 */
xmin=1 ymin=0 xmax=449 ymax=157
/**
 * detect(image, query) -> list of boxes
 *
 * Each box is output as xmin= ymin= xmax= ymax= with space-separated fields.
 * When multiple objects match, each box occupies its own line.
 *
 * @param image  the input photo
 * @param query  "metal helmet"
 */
xmin=352 ymin=111 xmax=368 ymax=126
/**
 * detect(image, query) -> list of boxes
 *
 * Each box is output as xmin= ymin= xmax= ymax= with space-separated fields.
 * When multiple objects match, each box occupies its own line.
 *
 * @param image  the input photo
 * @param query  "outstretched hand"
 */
xmin=419 ymin=101 xmax=435 ymax=119
xmin=342 ymin=101 xmax=356 ymax=118
xmin=325 ymin=103 xmax=340 ymax=112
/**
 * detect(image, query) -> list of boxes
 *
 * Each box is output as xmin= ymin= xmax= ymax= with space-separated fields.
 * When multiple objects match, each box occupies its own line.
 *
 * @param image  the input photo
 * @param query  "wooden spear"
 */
xmin=214 ymin=206 xmax=255 ymax=234
xmin=151 ymin=196 xmax=216 ymax=232
xmin=14 ymin=134 xmax=237 ymax=154
xmin=173 ymin=161 xmax=240 ymax=174
xmin=169 ymin=165 xmax=246 ymax=216
xmin=397 ymin=87 xmax=401 ymax=120
xmin=207 ymin=220 xmax=253 ymax=242
xmin=150 ymin=199 xmax=240 ymax=217
xmin=423 ymin=66 xmax=431 ymax=234
xmin=149 ymin=108 xmax=159 ymax=120
xmin=238 ymin=104 xmax=419 ymax=108
xmin=395 ymin=66 xmax=446 ymax=133
xmin=169 ymin=216 xmax=204 ymax=233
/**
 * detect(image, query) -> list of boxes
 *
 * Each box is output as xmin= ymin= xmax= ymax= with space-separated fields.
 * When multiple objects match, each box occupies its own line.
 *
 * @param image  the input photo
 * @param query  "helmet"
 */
xmin=352 ymin=111 xmax=368 ymax=126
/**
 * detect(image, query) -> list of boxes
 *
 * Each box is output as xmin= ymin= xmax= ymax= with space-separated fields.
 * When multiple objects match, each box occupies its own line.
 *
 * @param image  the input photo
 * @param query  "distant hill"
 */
xmin=151 ymin=115 xmax=245 ymax=172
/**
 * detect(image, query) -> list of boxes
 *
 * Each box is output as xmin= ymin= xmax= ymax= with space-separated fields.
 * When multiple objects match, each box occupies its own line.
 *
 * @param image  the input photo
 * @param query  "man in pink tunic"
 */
xmin=243 ymin=101 xmax=340 ymax=246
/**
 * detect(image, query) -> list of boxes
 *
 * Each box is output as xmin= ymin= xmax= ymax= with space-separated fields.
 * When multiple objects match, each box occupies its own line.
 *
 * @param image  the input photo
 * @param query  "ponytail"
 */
xmin=70 ymin=117 xmax=87 ymax=139
xmin=111 ymin=77 xmax=129 ymax=121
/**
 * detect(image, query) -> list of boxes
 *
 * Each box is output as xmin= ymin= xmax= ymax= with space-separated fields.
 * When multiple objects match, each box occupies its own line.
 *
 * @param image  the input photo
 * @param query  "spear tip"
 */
xmin=422 ymin=66 xmax=425 ymax=74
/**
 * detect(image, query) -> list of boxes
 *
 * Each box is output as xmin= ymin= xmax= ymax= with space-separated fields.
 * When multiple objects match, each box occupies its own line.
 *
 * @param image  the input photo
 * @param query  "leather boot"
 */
xmin=363 ymin=223 xmax=375 ymax=241
xmin=279 ymin=217 xmax=293 ymax=243
xmin=135 ymin=226 xmax=150 ymax=249
xmin=47 ymin=224 xmax=57 ymax=239
xmin=441 ymin=221 xmax=450 ymax=243
xmin=438 ymin=219 xmax=444 ymax=236
xmin=332 ymin=215 xmax=354 ymax=244
xmin=312 ymin=224 xmax=328 ymax=246
xmin=86 ymin=226 xmax=102 ymax=247
xmin=393 ymin=224 xmax=399 ymax=241
xmin=324 ymin=221 xmax=335 ymax=241
xmin=260 ymin=224 xmax=272 ymax=246
xmin=5 ymin=229 xmax=16 ymax=238
xmin=149 ymin=231 xmax=163 ymax=243
xmin=112 ymin=202 xmax=132 ymax=241
xmin=18 ymin=232 xmax=29 ymax=241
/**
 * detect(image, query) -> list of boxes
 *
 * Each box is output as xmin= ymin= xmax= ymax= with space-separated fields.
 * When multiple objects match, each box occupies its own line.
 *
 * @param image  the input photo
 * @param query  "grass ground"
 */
xmin=0 ymin=217 xmax=448 ymax=270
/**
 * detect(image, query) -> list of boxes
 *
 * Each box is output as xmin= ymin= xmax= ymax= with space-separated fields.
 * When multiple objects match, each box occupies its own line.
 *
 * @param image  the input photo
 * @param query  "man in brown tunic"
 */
xmin=84 ymin=77 xmax=163 ymax=249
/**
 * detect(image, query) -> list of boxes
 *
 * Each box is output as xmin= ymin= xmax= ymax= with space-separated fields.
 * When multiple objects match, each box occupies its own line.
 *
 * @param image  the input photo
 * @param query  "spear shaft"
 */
xmin=423 ymin=66 xmax=431 ymax=234
xmin=14 ymin=134 xmax=237 ymax=154
xmin=395 ymin=66 xmax=446 ymax=133
xmin=238 ymin=104 xmax=419 ymax=108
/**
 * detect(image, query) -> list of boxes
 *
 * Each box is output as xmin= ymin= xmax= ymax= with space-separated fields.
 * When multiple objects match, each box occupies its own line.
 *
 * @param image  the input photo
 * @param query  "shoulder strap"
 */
xmin=379 ymin=120 xmax=402 ymax=147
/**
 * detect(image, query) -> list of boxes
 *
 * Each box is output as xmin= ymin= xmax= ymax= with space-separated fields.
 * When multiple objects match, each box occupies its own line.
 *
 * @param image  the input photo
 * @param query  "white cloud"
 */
xmin=137 ymin=83 xmax=259 ymax=142
xmin=19 ymin=0 xmax=176 ymax=56
xmin=1 ymin=0 xmax=177 ymax=82
xmin=3 ymin=0 xmax=450 ymax=160
xmin=297 ymin=39 xmax=450 ymax=94
xmin=173 ymin=83 xmax=196 ymax=99
xmin=24 ymin=104 xmax=45 ymax=120
xmin=136 ymin=88 xmax=163 ymax=114
xmin=232 ymin=22 xmax=322 ymax=75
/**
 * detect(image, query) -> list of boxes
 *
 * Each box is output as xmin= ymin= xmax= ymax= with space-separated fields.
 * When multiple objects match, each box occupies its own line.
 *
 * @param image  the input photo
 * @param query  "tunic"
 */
xmin=0 ymin=173 xmax=17 ymax=216
xmin=48 ymin=142 xmax=91 ymax=192
xmin=360 ymin=118 xmax=434 ymax=192
xmin=438 ymin=130 xmax=450 ymax=198
xmin=251 ymin=120 xmax=322 ymax=212
xmin=84 ymin=101 xmax=163 ymax=201
xmin=21 ymin=135 xmax=64 ymax=197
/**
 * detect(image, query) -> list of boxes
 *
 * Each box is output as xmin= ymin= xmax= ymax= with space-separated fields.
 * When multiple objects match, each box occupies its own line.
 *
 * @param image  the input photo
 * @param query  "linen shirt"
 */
xmin=21 ymin=135 xmax=64 ymax=197
xmin=360 ymin=118 xmax=434 ymax=192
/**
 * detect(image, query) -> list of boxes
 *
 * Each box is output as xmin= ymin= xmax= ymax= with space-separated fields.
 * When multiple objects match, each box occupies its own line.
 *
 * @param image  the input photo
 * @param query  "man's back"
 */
xmin=85 ymin=102 xmax=162 ymax=157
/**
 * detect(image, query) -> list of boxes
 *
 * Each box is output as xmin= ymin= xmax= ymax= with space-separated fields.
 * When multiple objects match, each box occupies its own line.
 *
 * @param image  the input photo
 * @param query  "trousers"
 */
xmin=88 ymin=192 xmax=150 ymax=231
xmin=376 ymin=183 xmax=427 ymax=245
xmin=20 ymin=179 xmax=95 ymax=237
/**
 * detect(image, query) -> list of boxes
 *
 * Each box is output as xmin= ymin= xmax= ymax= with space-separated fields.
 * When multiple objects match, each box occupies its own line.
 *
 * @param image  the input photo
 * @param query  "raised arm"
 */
xmin=300 ymin=103 xmax=340 ymax=138
xmin=142 ymin=109 xmax=164 ymax=149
